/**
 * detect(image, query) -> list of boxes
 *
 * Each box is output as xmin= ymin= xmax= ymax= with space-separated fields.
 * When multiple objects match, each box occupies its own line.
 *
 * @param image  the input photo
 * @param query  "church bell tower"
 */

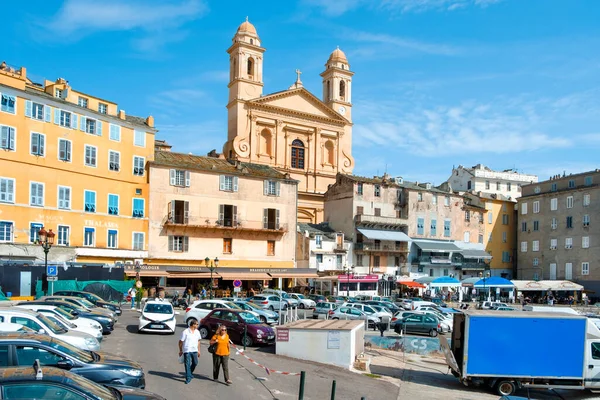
xmin=320 ymin=47 xmax=354 ymax=122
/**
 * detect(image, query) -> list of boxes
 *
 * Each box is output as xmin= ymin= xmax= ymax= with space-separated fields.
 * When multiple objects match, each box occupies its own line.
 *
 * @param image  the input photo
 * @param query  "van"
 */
xmin=522 ymin=305 xmax=580 ymax=315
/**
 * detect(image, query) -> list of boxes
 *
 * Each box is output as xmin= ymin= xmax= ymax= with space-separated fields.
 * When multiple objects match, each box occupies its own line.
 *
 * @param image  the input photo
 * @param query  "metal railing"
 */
xmin=164 ymin=215 xmax=288 ymax=232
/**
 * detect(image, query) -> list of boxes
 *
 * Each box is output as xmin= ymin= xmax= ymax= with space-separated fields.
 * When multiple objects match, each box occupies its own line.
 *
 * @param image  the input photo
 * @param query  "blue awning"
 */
xmin=474 ymin=277 xmax=515 ymax=288
xmin=430 ymin=276 xmax=461 ymax=287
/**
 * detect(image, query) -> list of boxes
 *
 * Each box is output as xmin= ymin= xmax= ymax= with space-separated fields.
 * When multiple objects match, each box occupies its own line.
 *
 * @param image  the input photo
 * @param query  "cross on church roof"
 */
xmin=295 ymin=69 xmax=302 ymax=82
xmin=289 ymin=69 xmax=303 ymax=89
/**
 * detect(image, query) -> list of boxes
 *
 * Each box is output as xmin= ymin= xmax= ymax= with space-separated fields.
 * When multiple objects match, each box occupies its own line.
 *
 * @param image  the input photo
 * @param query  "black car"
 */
xmin=0 ymin=333 xmax=145 ymax=388
xmin=53 ymin=290 xmax=122 ymax=316
xmin=0 ymin=364 xmax=164 ymax=400
xmin=20 ymin=300 xmax=114 ymax=334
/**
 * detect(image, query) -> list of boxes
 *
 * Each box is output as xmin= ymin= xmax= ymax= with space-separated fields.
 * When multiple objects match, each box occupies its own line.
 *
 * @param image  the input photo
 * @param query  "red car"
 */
xmin=199 ymin=308 xmax=276 ymax=347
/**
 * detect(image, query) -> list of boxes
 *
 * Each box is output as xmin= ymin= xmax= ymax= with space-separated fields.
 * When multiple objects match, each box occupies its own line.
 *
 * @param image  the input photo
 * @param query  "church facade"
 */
xmin=222 ymin=20 xmax=355 ymax=223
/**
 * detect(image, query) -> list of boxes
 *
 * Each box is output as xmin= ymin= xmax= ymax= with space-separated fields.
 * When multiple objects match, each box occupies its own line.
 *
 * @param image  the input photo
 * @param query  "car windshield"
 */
xmin=225 ymin=302 xmax=242 ymax=309
xmin=295 ymin=294 xmax=305 ymax=299
xmin=77 ymin=298 xmax=97 ymax=308
xmin=45 ymin=314 xmax=75 ymax=330
xmin=53 ymin=307 xmax=76 ymax=321
xmin=67 ymin=373 xmax=115 ymax=399
xmin=36 ymin=313 xmax=68 ymax=334
xmin=84 ymin=293 xmax=104 ymax=302
xmin=241 ymin=302 xmax=261 ymax=310
xmin=239 ymin=312 xmax=261 ymax=324
xmin=144 ymin=303 xmax=173 ymax=314
xmin=49 ymin=338 xmax=94 ymax=363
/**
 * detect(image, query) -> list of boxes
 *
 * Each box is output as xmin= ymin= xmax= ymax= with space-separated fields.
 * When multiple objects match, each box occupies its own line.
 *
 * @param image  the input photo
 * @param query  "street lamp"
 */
xmin=479 ymin=270 xmax=491 ymax=302
xmin=38 ymin=227 xmax=56 ymax=294
xmin=205 ymin=257 xmax=219 ymax=299
xmin=343 ymin=265 xmax=355 ymax=298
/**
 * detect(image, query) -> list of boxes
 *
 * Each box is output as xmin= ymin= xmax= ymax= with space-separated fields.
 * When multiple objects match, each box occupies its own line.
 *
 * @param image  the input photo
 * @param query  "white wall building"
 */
xmin=296 ymin=222 xmax=352 ymax=272
xmin=448 ymin=164 xmax=537 ymax=199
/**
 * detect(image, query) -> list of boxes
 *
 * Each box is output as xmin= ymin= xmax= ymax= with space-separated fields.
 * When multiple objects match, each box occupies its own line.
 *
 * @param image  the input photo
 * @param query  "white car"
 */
xmin=139 ymin=299 xmax=177 ymax=334
xmin=288 ymin=293 xmax=316 ymax=309
xmin=262 ymin=289 xmax=300 ymax=308
xmin=347 ymin=303 xmax=392 ymax=320
xmin=185 ymin=299 xmax=247 ymax=325
xmin=16 ymin=304 xmax=103 ymax=342
xmin=0 ymin=322 xmax=35 ymax=333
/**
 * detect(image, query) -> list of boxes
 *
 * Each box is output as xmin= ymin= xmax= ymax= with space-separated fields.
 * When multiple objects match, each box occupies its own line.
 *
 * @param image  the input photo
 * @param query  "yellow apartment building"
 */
xmin=479 ymin=193 xmax=517 ymax=279
xmin=0 ymin=61 xmax=156 ymax=296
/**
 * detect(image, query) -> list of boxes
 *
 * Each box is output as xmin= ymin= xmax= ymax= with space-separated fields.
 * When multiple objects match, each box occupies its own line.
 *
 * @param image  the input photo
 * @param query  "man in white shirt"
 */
xmin=179 ymin=320 xmax=201 ymax=384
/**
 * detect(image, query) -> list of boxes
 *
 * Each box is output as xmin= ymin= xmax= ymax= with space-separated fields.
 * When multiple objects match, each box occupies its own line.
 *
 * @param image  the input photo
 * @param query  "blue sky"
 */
xmin=3 ymin=0 xmax=600 ymax=184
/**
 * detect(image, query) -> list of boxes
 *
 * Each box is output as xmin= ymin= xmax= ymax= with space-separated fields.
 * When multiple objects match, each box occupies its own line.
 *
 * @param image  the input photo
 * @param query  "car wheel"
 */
xmin=429 ymin=329 xmax=438 ymax=337
xmin=186 ymin=317 xmax=197 ymax=327
xmin=269 ymin=305 xmax=275 ymax=311
xmin=495 ymin=380 xmax=516 ymax=396
xmin=259 ymin=316 xmax=267 ymax=323
xmin=242 ymin=334 xmax=253 ymax=347
xmin=299 ymin=303 xmax=305 ymax=309
xmin=332 ymin=317 xmax=339 ymax=320
xmin=199 ymin=326 xmax=209 ymax=339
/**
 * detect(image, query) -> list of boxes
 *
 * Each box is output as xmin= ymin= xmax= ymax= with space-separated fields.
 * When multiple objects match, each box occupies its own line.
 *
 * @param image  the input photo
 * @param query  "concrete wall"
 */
xmin=365 ymin=334 xmax=450 ymax=355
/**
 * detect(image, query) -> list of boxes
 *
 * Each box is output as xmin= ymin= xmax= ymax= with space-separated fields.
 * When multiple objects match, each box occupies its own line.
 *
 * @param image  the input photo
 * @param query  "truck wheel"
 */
xmin=496 ymin=380 xmax=516 ymax=396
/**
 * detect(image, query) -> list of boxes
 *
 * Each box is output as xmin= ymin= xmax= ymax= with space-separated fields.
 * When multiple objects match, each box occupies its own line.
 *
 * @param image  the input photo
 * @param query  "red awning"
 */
xmin=399 ymin=281 xmax=426 ymax=289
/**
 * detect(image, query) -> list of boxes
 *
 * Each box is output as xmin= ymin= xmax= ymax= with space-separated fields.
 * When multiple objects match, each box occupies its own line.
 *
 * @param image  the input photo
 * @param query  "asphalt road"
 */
xmin=102 ymin=309 xmax=399 ymax=400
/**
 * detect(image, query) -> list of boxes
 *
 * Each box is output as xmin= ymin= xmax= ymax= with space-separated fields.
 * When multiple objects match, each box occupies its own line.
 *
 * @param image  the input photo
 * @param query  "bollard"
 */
xmin=244 ymin=324 xmax=248 ymax=351
xmin=331 ymin=380 xmax=336 ymax=400
xmin=298 ymin=371 xmax=306 ymax=400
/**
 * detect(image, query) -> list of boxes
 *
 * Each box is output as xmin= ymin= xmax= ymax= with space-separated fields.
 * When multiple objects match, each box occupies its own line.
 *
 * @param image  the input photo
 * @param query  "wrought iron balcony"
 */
xmin=355 ymin=241 xmax=409 ymax=253
xmin=163 ymin=215 xmax=288 ymax=236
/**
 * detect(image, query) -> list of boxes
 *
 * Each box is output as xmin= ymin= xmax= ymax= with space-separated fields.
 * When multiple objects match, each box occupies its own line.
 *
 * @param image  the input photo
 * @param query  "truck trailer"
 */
xmin=441 ymin=310 xmax=600 ymax=396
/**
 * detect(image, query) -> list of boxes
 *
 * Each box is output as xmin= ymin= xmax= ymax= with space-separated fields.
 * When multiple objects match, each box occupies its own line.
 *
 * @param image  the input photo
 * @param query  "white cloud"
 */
xmin=302 ymin=0 xmax=503 ymax=15
xmin=349 ymin=31 xmax=460 ymax=56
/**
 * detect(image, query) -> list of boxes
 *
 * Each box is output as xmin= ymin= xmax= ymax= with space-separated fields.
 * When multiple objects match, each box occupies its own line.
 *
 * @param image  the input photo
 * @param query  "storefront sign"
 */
xmin=277 ymin=328 xmax=289 ymax=342
xmin=84 ymin=220 xmax=119 ymax=229
xmin=327 ymin=331 xmax=340 ymax=349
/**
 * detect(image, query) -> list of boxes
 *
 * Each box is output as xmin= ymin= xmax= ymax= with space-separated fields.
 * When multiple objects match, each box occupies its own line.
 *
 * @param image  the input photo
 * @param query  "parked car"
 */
xmin=348 ymin=303 xmax=392 ymax=320
xmin=0 ymin=322 xmax=35 ymax=333
xmin=17 ymin=304 xmax=103 ymax=342
xmin=184 ymin=299 xmax=244 ymax=325
xmin=329 ymin=296 xmax=347 ymax=305
xmin=232 ymin=300 xmax=278 ymax=324
xmin=329 ymin=306 xmax=380 ymax=328
xmin=0 ymin=333 xmax=145 ymax=388
xmin=42 ymin=296 xmax=116 ymax=322
xmin=247 ymin=295 xmax=288 ymax=312
xmin=394 ymin=314 xmax=441 ymax=337
xmin=390 ymin=311 xmax=419 ymax=327
xmin=493 ymin=306 xmax=517 ymax=311
xmin=0 ymin=364 xmax=164 ymax=400
xmin=364 ymin=300 xmax=401 ymax=313
xmin=53 ymin=290 xmax=122 ymax=316
xmin=307 ymin=294 xmax=327 ymax=303
xmin=312 ymin=302 xmax=337 ymax=318
xmin=478 ymin=301 xmax=509 ymax=310
xmin=138 ymin=300 xmax=177 ymax=334
xmin=288 ymin=293 xmax=316 ymax=309
xmin=262 ymin=289 xmax=300 ymax=308
xmin=399 ymin=299 xmax=414 ymax=310
xmin=0 ymin=308 xmax=100 ymax=351
xmin=199 ymin=308 xmax=275 ymax=347
xmin=21 ymin=300 xmax=114 ymax=334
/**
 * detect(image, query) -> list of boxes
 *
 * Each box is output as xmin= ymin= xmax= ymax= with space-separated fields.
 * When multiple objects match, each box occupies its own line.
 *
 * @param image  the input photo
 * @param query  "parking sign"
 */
xmin=47 ymin=265 xmax=58 ymax=277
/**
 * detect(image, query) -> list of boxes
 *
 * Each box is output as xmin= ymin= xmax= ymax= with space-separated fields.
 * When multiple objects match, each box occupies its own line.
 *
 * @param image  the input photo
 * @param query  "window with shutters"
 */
xmin=83 ymin=118 xmax=97 ymax=135
xmin=565 ymin=237 xmax=573 ymax=249
xmin=584 ymin=194 xmax=591 ymax=207
xmin=84 ymin=227 xmax=95 ymax=246
xmin=521 ymin=203 xmax=527 ymax=215
xmin=533 ymin=257 xmax=539 ymax=266
xmin=465 ymin=211 xmax=470 ymax=221
xmin=583 ymin=236 xmax=590 ymax=249
xmin=568 ymin=179 xmax=575 ymax=188
xmin=291 ymin=139 xmax=305 ymax=169
xmin=223 ymin=238 xmax=232 ymax=254
xmin=263 ymin=208 xmax=280 ymax=230
xmin=533 ymin=201 xmax=540 ymax=213
xmin=168 ymin=236 xmax=188 ymax=252
xmin=463 ymin=231 xmax=470 ymax=243
xmin=168 ymin=200 xmax=189 ymax=224
xmin=134 ymin=130 xmax=145 ymax=147
xmin=502 ymin=231 xmax=507 ymax=243
xmin=521 ymin=222 xmax=527 ymax=232
xmin=496 ymin=181 xmax=501 ymax=190
xmin=565 ymin=263 xmax=573 ymax=280
xmin=502 ymin=251 xmax=510 ymax=263
xmin=0 ymin=221 xmax=13 ymax=242
xmin=78 ymin=97 xmax=88 ymax=108
xmin=108 ymin=194 xmax=119 ymax=215
xmin=551 ymin=217 xmax=557 ymax=230
xmin=0 ymin=125 xmax=15 ymax=151
xmin=356 ymin=206 xmax=363 ymax=215
xmin=550 ymin=238 xmax=557 ymax=250
xmin=108 ymin=151 xmax=120 ymax=171
xmin=432 ymin=195 xmax=437 ymax=205
xmin=521 ymin=241 xmax=527 ymax=252
xmin=1 ymin=94 xmax=16 ymax=114
xmin=132 ymin=198 xmax=144 ymax=218
xmin=0 ymin=178 xmax=15 ymax=203
xmin=566 ymin=216 xmax=573 ymax=229
xmin=30 ymin=182 xmax=44 ymax=206
xmin=29 ymin=223 xmax=42 ymax=243
xmin=583 ymin=214 xmax=590 ymax=227
xmin=58 ymin=139 xmax=71 ymax=162
xmin=585 ymin=176 xmax=593 ymax=186
xmin=374 ymin=208 xmax=381 ymax=216
xmin=98 ymin=103 xmax=108 ymax=114
xmin=357 ymin=183 xmax=363 ymax=195
xmin=84 ymin=190 xmax=96 ymax=213
xmin=59 ymin=110 xmax=72 ymax=127
xmin=485 ymin=180 xmax=490 ymax=190
xmin=551 ymin=183 xmax=557 ymax=192
xmin=430 ymin=219 xmax=437 ymax=236
xmin=444 ymin=220 xmax=451 ymax=237
xmin=264 ymin=180 xmax=280 ymax=196
xmin=109 ymin=124 xmax=121 ymax=141
xmin=58 ymin=186 xmax=71 ymax=209
xmin=567 ymin=196 xmax=574 ymax=209
xmin=219 ymin=204 xmax=238 ymax=227
xmin=84 ymin=145 xmax=97 ymax=167
xmin=533 ymin=220 xmax=539 ymax=231
xmin=502 ymin=214 xmax=509 ymax=225
xmin=29 ymin=102 xmax=46 ymax=120
xmin=57 ymin=225 xmax=69 ymax=246
xmin=107 ymin=230 xmax=118 ymax=248
xmin=374 ymin=185 xmax=381 ymax=197
xmin=219 ymin=175 xmax=238 ymax=192
xmin=267 ymin=240 xmax=275 ymax=256
xmin=417 ymin=192 xmax=423 ymax=201
xmin=133 ymin=232 xmax=144 ymax=250
xmin=532 ymin=240 xmax=539 ymax=252
xmin=444 ymin=196 xmax=450 ymax=206
xmin=550 ymin=198 xmax=558 ymax=211
xmin=417 ymin=217 xmax=424 ymax=235
xmin=133 ymin=156 xmax=145 ymax=176
xmin=315 ymin=235 xmax=322 ymax=249
xmin=582 ymin=262 xmax=590 ymax=276
xmin=30 ymin=132 xmax=45 ymax=156
xmin=170 ymin=169 xmax=190 ymax=187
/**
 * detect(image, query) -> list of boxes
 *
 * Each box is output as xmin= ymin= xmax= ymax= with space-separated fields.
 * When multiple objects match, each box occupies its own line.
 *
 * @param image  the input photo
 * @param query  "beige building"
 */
xmin=146 ymin=150 xmax=312 ymax=290
xmin=222 ymin=20 xmax=355 ymax=224
xmin=448 ymin=164 xmax=537 ymax=199
xmin=517 ymin=170 xmax=600 ymax=293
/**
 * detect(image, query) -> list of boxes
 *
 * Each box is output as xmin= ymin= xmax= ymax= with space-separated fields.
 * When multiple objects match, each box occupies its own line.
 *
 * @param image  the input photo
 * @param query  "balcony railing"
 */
xmin=355 ymin=241 xmax=409 ymax=253
xmin=355 ymin=214 xmax=408 ymax=225
xmin=417 ymin=256 xmax=462 ymax=265
xmin=164 ymin=215 xmax=288 ymax=234
xmin=459 ymin=262 xmax=488 ymax=271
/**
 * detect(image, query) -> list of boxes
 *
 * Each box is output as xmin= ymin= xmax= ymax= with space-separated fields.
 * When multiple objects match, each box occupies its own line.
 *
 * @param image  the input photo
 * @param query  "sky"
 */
xmin=3 ymin=0 xmax=600 ymax=185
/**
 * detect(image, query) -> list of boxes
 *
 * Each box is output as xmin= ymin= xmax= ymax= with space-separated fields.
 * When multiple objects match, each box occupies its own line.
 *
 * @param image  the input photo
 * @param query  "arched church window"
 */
xmin=261 ymin=129 xmax=272 ymax=156
xmin=339 ymin=80 xmax=346 ymax=100
xmin=247 ymin=57 xmax=254 ymax=77
xmin=291 ymin=139 xmax=305 ymax=169
xmin=325 ymin=140 xmax=335 ymax=165
xmin=250 ymin=39 xmax=254 ymax=45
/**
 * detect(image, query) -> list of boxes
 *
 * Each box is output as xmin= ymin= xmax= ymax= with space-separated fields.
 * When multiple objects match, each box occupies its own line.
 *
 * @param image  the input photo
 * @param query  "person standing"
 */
xmin=128 ymin=285 xmax=136 ymax=309
xmin=210 ymin=325 xmax=232 ymax=385
xmin=179 ymin=320 xmax=201 ymax=384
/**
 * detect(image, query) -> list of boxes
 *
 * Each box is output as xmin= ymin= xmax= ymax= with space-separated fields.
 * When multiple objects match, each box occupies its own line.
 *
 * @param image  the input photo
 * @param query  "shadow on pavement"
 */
xmin=251 ymin=345 xmax=276 ymax=355
xmin=126 ymin=325 xmax=139 ymax=333
xmin=147 ymin=370 xmax=213 ymax=383
xmin=369 ymin=364 xmax=403 ymax=379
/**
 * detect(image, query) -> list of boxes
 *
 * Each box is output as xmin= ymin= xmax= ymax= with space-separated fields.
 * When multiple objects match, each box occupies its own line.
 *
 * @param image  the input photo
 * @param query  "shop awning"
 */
xmin=357 ymin=228 xmax=410 ymax=242
xmin=269 ymin=272 xmax=319 ymax=278
xmin=413 ymin=240 xmax=461 ymax=252
xmin=430 ymin=276 xmax=461 ymax=287
xmin=460 ymin=249 xmax=492 ymax=259
xmin=511 ymin=280 xmax=583 ymax=291
xmin=461 ymin=277 xmax=480 ymax=287
xmin=218 ymin=272 xmax=272 ymax=280
xmin=414 ymin=276 xmax=436 ymax=284
xmin=474 ymin=277 xmax=515 ymax=288
xmin=125 ymin=271 xmax=169 ymax=277
xmin=400 ymin=281 xmax=426 ymax=289
xmin=167 ymin=272 xmax=219 ymax=279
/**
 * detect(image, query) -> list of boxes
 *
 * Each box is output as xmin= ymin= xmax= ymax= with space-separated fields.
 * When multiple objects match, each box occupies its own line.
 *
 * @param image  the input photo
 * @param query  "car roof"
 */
xmin=145 ymin=299 xmax=173 ymax=305
xmin=0 ymin=308 xmax=39 ymax=316
xmin=0 ymin=365 xmax=72 ymax=382
xmin=0 ymin=332 xmax=49 ymax=343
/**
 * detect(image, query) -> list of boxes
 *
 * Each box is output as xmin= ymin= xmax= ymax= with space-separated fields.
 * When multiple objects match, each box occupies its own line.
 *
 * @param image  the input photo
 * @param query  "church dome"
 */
xmin=237 ymin=20 xmax=257 ymax=35
xmin=328 ymin=47 xmax=348 ymax=63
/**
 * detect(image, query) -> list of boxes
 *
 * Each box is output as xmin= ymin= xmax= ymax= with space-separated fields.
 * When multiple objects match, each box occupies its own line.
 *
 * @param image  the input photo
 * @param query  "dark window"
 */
xmin=357 ymin=206 xmax=364 ymax=215
xmin=219 ymin=204 xmax=238 ymax=227
xmin=263 ymin=208 xmax=280 ymax=229
xmin=374 ymin=208 xmax=381 ymax=216
xmin=168 ymin=200 xmax=189 ymax=224
xmin=566 ymin=216 xmax=573 ymax=228
xmin=291 ymin=139 xmax=305 ymax=169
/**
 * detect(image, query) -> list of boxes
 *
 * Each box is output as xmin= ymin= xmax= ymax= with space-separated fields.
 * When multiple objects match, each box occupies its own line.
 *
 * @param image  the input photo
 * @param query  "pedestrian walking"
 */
xmin=201 ymin=287 xmax=207 ymax=299
xmin=179 ymin=320 xmax=201 ymax=384
xmin=210 ymin=325 xmax=232 ymax=385
xmin=128 ymin=285 xmax=136 ymax=309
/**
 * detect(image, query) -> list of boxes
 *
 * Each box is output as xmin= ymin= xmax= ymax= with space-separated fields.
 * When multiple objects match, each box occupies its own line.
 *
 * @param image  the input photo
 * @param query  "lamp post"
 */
xmin=479 ymin=271 xmax=491 ymax=302
xmin=38 ymin=227 xmax=56 ymax=295
xmin=205 ymin=257 xmax=219 ymax=299
xmin=343 ymin=265 xmax=355 ymax=298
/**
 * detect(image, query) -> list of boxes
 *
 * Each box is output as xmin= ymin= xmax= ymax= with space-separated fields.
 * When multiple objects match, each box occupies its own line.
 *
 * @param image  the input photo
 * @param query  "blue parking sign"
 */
xmin=47 ymin=265 xmax=58 ymax=277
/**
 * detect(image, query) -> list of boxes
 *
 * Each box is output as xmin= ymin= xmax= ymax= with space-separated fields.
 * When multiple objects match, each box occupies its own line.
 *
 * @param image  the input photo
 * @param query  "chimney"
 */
xmin=119 ymin=110 xmax=126 ymax=120
xmin=19 ymin=67 xmax=26 ymax=80
xmin=146 ymin=115 xmax=154 ymax=128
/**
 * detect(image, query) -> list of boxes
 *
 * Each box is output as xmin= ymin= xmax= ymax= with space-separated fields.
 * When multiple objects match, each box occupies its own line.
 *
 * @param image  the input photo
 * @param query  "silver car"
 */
xmin=312 ymin=302 xmax=337 ymax=318
xmin=233 ymin=300 xmax=279 ymax=324
xmin=248 ymin=295 xmax=288 ymax=312
xmin=330 ymin=306 xmax=380 ymax=328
